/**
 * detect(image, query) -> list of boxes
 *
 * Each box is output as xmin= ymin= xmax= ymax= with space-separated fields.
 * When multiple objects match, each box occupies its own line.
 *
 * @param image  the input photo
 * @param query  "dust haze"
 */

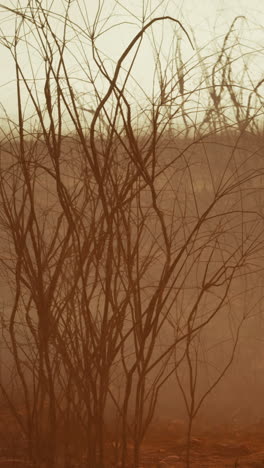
xmin=0 ymin=1 xmax=263 ymax=467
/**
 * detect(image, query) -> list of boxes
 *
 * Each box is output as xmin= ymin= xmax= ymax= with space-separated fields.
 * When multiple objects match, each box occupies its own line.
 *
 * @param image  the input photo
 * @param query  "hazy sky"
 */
xmin=0 ymin=0 xmax=263 ymax=121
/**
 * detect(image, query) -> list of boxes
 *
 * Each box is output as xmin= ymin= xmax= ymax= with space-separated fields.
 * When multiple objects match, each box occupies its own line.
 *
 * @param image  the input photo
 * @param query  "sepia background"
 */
xmin=0 ymin=1 xmax=263 ymax=467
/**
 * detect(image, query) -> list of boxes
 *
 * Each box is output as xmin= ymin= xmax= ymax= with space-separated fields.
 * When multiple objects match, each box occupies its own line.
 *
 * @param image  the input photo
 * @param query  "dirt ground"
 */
xmin=138 ymin=420 xmax=264 ymax=467
xmin=1 ymin=419 xmax=264 ymax=467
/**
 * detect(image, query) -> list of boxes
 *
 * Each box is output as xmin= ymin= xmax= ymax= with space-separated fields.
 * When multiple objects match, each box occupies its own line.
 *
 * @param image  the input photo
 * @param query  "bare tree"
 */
xmin=0 ymin=2 xmax=263 ymax=468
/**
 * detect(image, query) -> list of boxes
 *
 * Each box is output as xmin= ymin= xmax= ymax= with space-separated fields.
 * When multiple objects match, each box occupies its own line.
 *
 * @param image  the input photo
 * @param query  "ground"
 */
xmin=137 ymin=420 xmax=264 ymax=467
xmin=1 ymin=418 xmax=264 ymax=467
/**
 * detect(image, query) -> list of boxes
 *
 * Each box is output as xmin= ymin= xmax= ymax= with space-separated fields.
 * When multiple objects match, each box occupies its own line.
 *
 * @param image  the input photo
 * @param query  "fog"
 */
xmin=0 ymin=2 xmax=263 ymax=468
